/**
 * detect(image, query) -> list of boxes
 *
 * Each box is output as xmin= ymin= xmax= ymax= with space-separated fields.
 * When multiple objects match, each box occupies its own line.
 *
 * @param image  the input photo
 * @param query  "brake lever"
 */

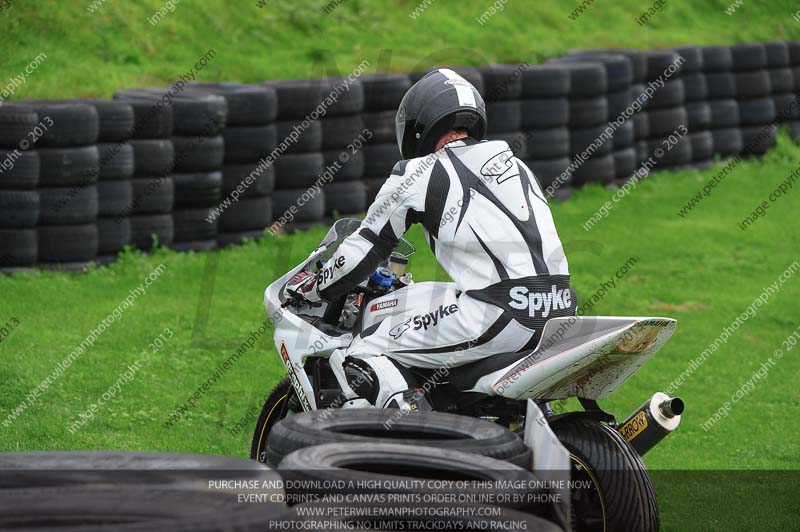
xmin=281 ymin=288 xmax=305 ymax=309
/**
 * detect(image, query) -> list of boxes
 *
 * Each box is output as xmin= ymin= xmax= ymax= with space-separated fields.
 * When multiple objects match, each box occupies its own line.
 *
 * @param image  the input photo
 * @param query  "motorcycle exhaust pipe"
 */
xmin=618 ymin=391 xmax=684 ymax=456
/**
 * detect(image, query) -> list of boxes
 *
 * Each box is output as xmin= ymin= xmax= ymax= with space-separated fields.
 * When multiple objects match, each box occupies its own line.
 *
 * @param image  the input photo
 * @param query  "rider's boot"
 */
xmin=383 ymin=388 xmax=433 ymax=412
xmin=333 ymin=351 xmax=432 ymax=411
xmin=329 ymin=350 xmax=369 ymax=408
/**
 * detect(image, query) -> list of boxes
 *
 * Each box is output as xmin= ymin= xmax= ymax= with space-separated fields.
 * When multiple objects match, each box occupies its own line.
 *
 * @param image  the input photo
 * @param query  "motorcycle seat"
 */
xmin=445 ymin=350 xmax=530 ymax=391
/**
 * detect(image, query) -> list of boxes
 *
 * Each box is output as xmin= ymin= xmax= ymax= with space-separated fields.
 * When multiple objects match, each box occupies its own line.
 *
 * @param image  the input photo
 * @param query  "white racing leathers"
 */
xmin=316 ymin=138 xmax=576 ymax=406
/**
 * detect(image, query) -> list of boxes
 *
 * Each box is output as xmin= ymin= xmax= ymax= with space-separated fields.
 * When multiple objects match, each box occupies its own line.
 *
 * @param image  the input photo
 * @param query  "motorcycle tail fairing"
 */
xmin=459 ymin=316 xmax=677 ymax=400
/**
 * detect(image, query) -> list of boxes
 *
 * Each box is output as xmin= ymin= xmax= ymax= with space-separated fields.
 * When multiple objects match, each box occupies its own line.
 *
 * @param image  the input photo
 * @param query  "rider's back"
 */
xmin=380 ymin=138 xmax=570 ymax=294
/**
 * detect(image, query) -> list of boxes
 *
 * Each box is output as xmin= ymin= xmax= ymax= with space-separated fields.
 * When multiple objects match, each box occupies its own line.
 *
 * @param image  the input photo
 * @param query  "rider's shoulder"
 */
xmin=390 ymin=159 xmax=410 ymax=177
xmin=390 ymin=157 xmax=430 ymax=179
xmin=391 ymin=150 xmax=447 ymax=179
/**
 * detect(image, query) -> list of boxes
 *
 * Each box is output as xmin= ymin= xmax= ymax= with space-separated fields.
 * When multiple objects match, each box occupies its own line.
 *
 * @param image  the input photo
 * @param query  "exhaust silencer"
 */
xmin=618 ymin=391 xmax=684 ymax=456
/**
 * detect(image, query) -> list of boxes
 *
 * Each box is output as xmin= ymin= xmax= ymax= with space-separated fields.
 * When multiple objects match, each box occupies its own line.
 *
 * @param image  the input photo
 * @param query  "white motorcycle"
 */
xmin=252 ymin=217 xmax=684 ymax=532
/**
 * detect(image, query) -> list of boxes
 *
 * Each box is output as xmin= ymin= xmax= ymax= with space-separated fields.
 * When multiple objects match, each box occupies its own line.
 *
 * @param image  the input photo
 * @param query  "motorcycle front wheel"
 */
xmin=249 ymin=377 xmax=294 ymax=464
xmin=551 ymin=417 xmax=659 ymax=532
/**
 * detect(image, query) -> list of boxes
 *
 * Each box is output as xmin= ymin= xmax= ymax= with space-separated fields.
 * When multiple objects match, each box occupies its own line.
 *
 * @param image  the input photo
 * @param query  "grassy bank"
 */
xmin=0 ymin=0 xmax=797 ymax=99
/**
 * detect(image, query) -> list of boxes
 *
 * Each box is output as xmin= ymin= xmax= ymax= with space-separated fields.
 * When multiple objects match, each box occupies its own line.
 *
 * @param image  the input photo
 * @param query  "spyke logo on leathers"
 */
xmin=318 ymin=256 xmax=346 ymax=285
xmin=466 ymin=276 xmax=575 ymax=331
xmin=389 ymin=304 xmax=459 ymax=339
xmin=508 ymin=285 xmax=572 ymax=318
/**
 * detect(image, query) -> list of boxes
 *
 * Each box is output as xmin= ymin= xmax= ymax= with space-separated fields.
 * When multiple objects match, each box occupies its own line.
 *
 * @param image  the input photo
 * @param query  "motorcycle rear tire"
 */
xmin=551 ymin=417 xmax=659 ymax=532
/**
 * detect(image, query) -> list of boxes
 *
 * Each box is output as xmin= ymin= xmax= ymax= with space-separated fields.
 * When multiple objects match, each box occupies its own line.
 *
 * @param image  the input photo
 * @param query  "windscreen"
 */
xmin=316 ymin=218 xmax=416 ymax=265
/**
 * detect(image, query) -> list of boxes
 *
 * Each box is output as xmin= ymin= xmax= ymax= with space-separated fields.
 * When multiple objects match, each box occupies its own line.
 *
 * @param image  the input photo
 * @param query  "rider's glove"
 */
xmin=284 ymin=270 xmax=322 ymax=305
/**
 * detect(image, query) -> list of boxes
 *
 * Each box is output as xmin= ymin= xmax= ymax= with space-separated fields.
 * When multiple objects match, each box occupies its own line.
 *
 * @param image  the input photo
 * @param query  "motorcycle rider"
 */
xmin=285 ymin=68 xmax=576 ymax=410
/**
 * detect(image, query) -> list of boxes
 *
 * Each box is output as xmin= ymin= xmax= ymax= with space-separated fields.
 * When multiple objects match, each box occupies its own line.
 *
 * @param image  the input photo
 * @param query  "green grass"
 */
xmin=0 ymin=0 xmax=797 ymax=99
xmin=2 ymin=136 xmax=799 ymax=530
xmin=9 ymin=137 xmax=799 ymax=464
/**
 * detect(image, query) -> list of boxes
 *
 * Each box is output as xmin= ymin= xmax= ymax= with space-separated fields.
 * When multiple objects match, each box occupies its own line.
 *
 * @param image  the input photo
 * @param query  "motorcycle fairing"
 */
xmin=265 ymin=244 xmax=353 ymax=412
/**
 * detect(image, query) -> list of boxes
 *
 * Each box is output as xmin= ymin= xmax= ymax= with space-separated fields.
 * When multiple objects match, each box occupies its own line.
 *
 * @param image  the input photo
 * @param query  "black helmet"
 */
xmin=395 ymin=68 xmax=487 ymax=159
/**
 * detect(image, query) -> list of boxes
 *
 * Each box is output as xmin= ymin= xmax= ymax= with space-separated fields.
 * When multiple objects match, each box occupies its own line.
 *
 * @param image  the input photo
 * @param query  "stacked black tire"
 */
xmin=630 ymin=59 xmax=652 ymax=171
xmin=731 ymin=43 xmax=778 ymax=157
xmin=266 ymin=78 xmax=359 ymax=230
xmin=482 ymin=63 xmax=578 ymax=194
xmin=701 ymin=46 xmax=742 ymax=159
xmin=617 ymin=50 xmax=649 ymax=182
xmin=788 ymin=41 xmax=800 ymax=140
xmin=0 ymin=104 xmax=40 ymax=272
xmin=113 ymin=92 xmax=176 ymax=251
xmin=562 ymin=50 xmax=643 ymax=186
xmin=361 ymin=73 xmax=411 ymax=204
xmin=258 ymin=409 xmax=568 ymax=531
xmin=545 ymin=58 xmax=613 ymax=189
xmin=27 ymin=101 xmax=100 ymax=270
xmin=509 ymin=64 xmax=572 ymax=198
xmin=0 ymin=452 xmax=287 ymax=531
xmin=81 ymin=100 xmax=136 ymax=263
xmin=191 ymin=83 xmax=277 ymax=247
xmin=320 ymin=80 xmax=368 ymax=220
xmin=674 ymin=46 xmax=715 ymax=170
xmin=116 ymin=88 xmax=228 ymax=252
xmin=762 ymin=42 xmax=799 ymax=148
xmin=480 ymin=64 xmax=526 ymax=158
xmin=640 ymin=50 xmax=690 ymax=172
xmin=167 ymin=90 xmax=227 ymax=252
xmin=5 ymin=43 xmax=800 ymax=272
xmin=361 ymin=73 xmax=411 ymax=206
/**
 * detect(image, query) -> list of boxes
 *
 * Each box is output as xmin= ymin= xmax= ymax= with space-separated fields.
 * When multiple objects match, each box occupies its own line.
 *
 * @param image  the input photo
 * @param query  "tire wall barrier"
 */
xmin=0 ymin=412 xmax=569 ymax=531
xmin=1 ymin=41 xmax=798 ymax=270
